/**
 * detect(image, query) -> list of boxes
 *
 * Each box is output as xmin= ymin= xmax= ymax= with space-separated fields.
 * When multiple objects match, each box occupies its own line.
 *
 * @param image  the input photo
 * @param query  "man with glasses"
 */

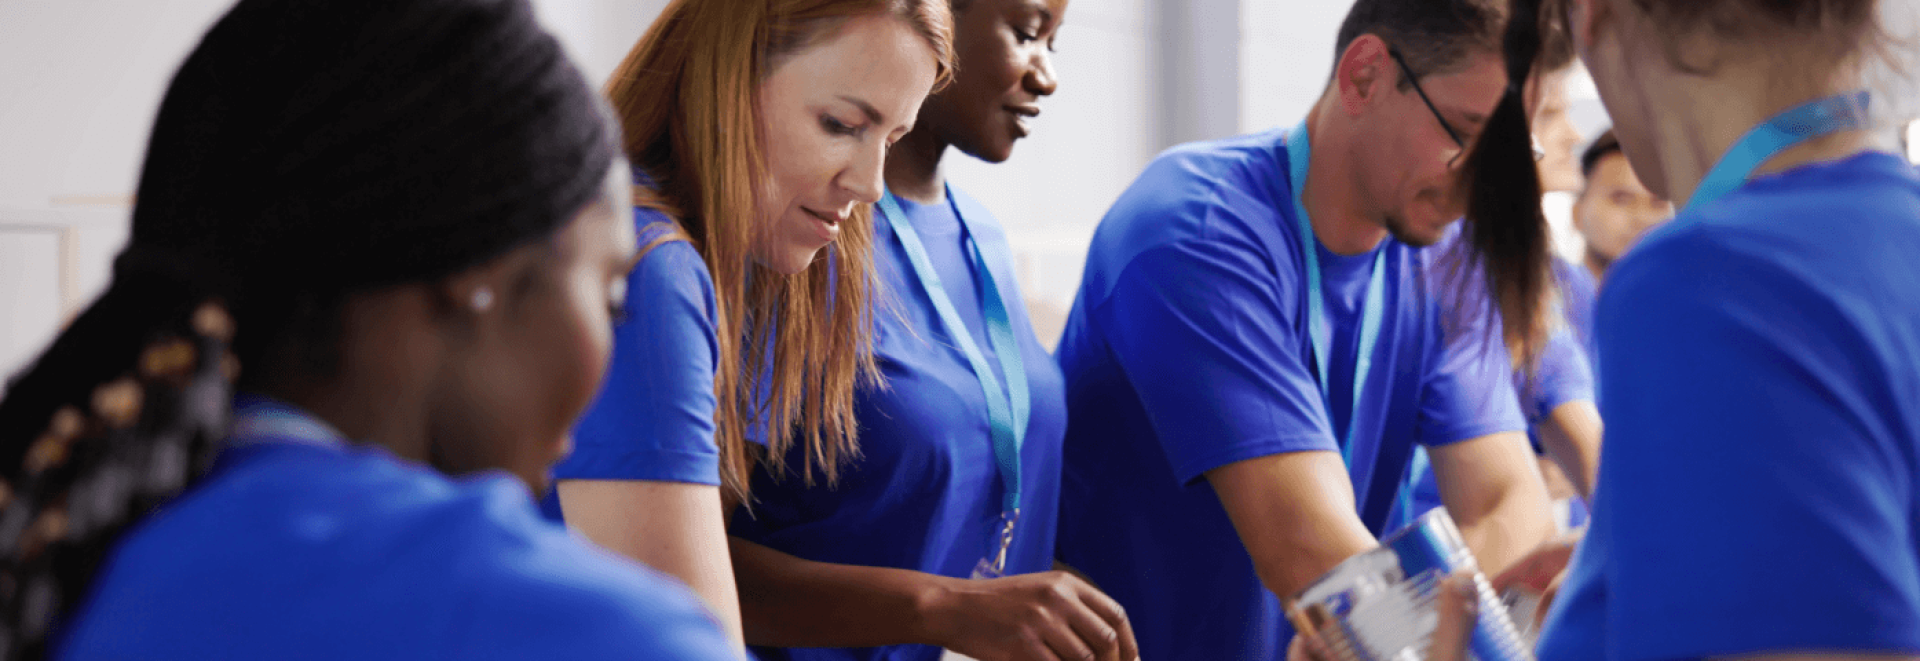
xmin=1053 ymin=1 xmax=1554 ymax=659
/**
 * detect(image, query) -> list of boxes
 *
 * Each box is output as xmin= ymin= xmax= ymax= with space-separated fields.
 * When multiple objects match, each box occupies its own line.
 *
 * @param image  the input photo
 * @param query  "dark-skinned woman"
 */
xmin=0 ymin=0 xmax=734 ymax=658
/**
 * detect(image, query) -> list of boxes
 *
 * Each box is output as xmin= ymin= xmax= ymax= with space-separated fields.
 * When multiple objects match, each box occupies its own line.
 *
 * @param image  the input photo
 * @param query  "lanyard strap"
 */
xmin=876 ymin=186 xmax=1031 ymax=515
xmin=1687 ymin=91 xmax=1873 ymax=213
xmin=1286 ymin=121 xmax=1388 ymax=462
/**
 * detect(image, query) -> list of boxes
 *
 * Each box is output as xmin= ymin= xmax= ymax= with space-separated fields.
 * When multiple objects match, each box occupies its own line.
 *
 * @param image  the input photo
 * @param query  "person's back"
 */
xmin=1543 ymin=150 xmax=1920 ymax=658
xmin=63 ymin=438 xmax=729 ymax=660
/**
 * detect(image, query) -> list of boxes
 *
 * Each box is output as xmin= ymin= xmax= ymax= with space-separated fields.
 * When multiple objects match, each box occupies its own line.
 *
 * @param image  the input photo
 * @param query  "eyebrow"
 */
xmin=838 ymin=95 xmax=884 ymax=124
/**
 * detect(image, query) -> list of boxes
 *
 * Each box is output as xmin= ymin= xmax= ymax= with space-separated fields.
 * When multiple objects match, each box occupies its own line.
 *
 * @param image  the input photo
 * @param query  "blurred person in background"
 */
xmin=1391 ymin=50 xmax=1606 ymax=536
xmin=0 ymin=0 xmax=737 ymax=658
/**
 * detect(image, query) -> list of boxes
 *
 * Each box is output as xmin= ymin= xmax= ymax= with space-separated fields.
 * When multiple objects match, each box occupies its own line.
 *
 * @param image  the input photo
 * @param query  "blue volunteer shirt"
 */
xmin=1054 ymin=128 xmax=1524 ymax=661
xmin=730 ymin=187 xmax=1067 ymax=661
xmin=543 ymin=207 xmax=720 ymax=520
xmin=1391 ymin=255 xmax=1597 ymax=532
xmin=1553 ymin=256 xmax=1598 ymax=364
xmin=1540 ymin=152 xmax=1920 ymax=660
xmin=60 ymin=424 xmax=734 ymax=659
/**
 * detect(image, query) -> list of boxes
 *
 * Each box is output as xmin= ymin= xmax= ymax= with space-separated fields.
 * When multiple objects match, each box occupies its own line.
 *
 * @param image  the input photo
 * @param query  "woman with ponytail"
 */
xmin=543 ymin=0 xmax=952 ymax=653
xmin=0 ymin=0 xmax=734 ymax=658
xmin=1429 ymin=0 xmax=1920 ymax=658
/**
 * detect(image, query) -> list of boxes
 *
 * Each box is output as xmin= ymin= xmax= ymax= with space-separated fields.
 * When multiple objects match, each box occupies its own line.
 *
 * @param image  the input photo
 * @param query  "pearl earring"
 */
xmin=470 ymin=287 xmax=495 ymax=312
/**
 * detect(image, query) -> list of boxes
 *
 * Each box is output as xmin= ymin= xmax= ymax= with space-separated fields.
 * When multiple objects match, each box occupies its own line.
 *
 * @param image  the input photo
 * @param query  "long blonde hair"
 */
xmin=605 ymin=0 xmax=954 ymax=501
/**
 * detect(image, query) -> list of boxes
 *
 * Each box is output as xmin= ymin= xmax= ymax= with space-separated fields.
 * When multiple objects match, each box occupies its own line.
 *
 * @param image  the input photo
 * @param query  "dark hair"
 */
xmin=1436 ymin=0 xmax=1553 ymax=367
xmin=1333 ymin=0 xmax=1509 ymax=89
xmin=0 ymin=0 xmax=616 ymax=656
xmin=1579 ymin=128 xmax=1624 ymax=180
xmin=1456 ymin=0 xmax=1886 ymax=364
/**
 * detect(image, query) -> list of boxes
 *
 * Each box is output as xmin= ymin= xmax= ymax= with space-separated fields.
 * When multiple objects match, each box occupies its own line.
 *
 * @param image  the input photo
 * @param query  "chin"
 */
xmin=1387 ymin=215 xmax=1450 ymax=248
xmin=767 ymin=246 xmax=824 ymax=275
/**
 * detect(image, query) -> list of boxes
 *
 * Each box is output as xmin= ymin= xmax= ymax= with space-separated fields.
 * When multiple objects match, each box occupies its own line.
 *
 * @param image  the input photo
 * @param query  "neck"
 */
xmin=884 ymin=128 xmax=951 ymax=205
xmin=249 ymin=295 xmax=437 ymax=463
xmin=1583 ymin=249 xmax=1611 ymax=282
xmin=1301 ymin=99 xmax=1391 ymax=255
xmin=1638 ymin=59 xmax=1873 ymax=208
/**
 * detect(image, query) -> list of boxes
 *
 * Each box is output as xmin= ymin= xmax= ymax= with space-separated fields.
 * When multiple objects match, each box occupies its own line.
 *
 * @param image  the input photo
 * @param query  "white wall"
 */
xmin=0 ymin=0 xmax=677 ymax=379
xmin=6 ymin=0 xmax=1915 ymax=375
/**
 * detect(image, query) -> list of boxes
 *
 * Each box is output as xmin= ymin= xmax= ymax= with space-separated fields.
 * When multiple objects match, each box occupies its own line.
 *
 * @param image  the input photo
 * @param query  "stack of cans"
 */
xmin=1288 ymin=509 xmax=1533 ymax=661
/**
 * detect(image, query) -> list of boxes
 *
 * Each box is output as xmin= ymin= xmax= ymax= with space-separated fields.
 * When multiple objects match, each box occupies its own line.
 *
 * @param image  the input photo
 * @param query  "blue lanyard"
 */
xmin=1287 ymin=120 xmax=1388 ymax=463
xmin=876 ymin=186 xmax=1031 ymax=564
xmin=230 ymin=394 xmax=346 ymax=448
xmin=1686 ymin=91 xmax=1872 ymax=213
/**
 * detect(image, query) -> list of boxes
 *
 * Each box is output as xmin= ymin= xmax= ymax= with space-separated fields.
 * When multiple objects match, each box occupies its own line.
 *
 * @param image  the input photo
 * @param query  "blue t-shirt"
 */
xmin=1539 ymin=152 xmax=1920 ymax=660
xmin=730 ymin=187 xmax=1067 ymax=661
xmin=60 ymin=437 xmax=734 ymax=659
xmin=543 ymin=208 xmax=719 ymax=519
xmin=1554 ymin=256 xmax=1599 ymax=365
xmin=1392 ymin=255 xmax=1598 ymax=532
xmin=1053 ymin=128 xmax=1525 ymax=661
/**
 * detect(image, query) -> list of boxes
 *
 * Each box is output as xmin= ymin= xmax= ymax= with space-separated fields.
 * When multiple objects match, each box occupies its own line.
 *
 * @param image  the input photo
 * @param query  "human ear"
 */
xmin=1336 ymin=34 xmax=1392 ymax=117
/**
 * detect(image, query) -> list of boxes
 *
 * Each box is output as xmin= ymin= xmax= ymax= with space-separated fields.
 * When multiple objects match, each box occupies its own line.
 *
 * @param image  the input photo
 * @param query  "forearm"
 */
xmin=1537 ymin=400 xmax=1602 ymax=499
xmin=1431 ymin=432 xmax=1556 ymax=576
xmin=1207 ymin=451 xmax=1380 ymax=599
xmin=1255 ymin=516 xmax=1379 ymax=599
xmin=1451 ymin=473 xmax=1555 ymax=576
xmin=731 ymin=537 xmax=951 ymax=648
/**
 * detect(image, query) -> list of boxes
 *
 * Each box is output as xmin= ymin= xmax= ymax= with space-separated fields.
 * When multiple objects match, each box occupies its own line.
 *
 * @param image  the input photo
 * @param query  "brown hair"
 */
xmin=604 ymin=0 xmax=955 ymax=501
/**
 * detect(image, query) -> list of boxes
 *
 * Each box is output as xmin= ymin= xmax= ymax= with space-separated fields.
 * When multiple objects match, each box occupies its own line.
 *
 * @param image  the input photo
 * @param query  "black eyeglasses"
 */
xmin=1388 ymin=46 xmax=1545 ymax=165
xmin=1388 ymin=46 xmax=1466 ymax=165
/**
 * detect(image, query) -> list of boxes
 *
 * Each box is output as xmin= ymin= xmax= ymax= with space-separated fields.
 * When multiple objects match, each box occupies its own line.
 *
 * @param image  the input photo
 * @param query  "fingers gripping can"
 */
xmin=1287 ymin=509 xmax=1533 ymax=661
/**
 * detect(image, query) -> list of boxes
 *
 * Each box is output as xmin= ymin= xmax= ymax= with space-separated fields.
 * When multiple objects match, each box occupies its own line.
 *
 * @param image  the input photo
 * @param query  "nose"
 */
xmin=838 ymin=140 xmax=886 ymax=206
xmin=1025 ymin=49 xmax=1058 ymax=97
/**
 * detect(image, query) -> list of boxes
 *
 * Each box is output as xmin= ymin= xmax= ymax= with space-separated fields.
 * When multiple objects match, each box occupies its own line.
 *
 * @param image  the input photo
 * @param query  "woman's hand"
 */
xmin=922 ymin=570 xmax=1140 ymax=661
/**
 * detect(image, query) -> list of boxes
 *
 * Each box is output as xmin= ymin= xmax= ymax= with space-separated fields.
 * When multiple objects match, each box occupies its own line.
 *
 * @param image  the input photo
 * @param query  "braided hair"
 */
xmin=0 ymin=0 xmax=617 ymax=656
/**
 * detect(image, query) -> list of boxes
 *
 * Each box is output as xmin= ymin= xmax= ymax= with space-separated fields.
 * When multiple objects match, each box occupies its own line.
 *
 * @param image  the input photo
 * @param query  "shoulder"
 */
xmin=1084 ymin=130 xmax=1294 ymax=295
xmin=1121 ymin=129 xmax=1290 ymax=230
xmin=623 ymin=205 xmax=716 ymax=326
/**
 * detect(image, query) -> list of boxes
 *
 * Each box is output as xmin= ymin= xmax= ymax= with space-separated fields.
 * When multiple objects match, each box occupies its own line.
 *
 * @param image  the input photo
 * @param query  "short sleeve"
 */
xmin=1095 ymin=217 xmax=1335 ymax=486
xmin=552 ymin=228 xmax=721 ymax=486
xmin=1518 ymin=324 xmax=1594 ymax=423
xmin=1416 ymin=301 xmax=1527 ymax=448
xmin=1594 ymin=237 xmax=1920 ymax=659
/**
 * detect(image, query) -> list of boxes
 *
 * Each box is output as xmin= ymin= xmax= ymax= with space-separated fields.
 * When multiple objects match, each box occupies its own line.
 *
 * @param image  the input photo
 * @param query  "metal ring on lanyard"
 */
xmin=876 ymin=186 xmax=1031 ymax=578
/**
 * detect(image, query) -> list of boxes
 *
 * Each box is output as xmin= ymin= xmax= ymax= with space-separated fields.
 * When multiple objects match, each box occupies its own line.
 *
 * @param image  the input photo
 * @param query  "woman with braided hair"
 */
xmin=0 ymin=0 xmax=735 ymax=658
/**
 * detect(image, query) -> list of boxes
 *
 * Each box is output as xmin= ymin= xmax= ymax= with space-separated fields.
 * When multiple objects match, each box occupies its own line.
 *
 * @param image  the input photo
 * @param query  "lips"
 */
xmin=802 ymin=206 xmax=843 ymax=243
xmin=1007 ymin=104 xmax=1041 ymax=138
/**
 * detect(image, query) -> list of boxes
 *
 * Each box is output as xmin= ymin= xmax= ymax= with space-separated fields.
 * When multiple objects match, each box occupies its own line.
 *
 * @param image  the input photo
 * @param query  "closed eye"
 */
xmin=820 ymin=114 xmax=861 ymax=137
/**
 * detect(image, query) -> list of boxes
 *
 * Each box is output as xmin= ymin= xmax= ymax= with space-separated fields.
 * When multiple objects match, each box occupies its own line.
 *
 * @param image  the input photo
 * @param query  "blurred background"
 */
xmin=2 ymin=0 xmax=1917 ymax=380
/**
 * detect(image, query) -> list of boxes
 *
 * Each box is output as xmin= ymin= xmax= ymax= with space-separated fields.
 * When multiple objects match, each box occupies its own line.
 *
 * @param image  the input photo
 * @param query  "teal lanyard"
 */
xmin=876 ymin=186 xmax=1031 ymax=573
xmin=1287 ymin=120 xmax=1388 ymax=464
xmin=1686 ymin=91 xmax=1872 ymax=213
